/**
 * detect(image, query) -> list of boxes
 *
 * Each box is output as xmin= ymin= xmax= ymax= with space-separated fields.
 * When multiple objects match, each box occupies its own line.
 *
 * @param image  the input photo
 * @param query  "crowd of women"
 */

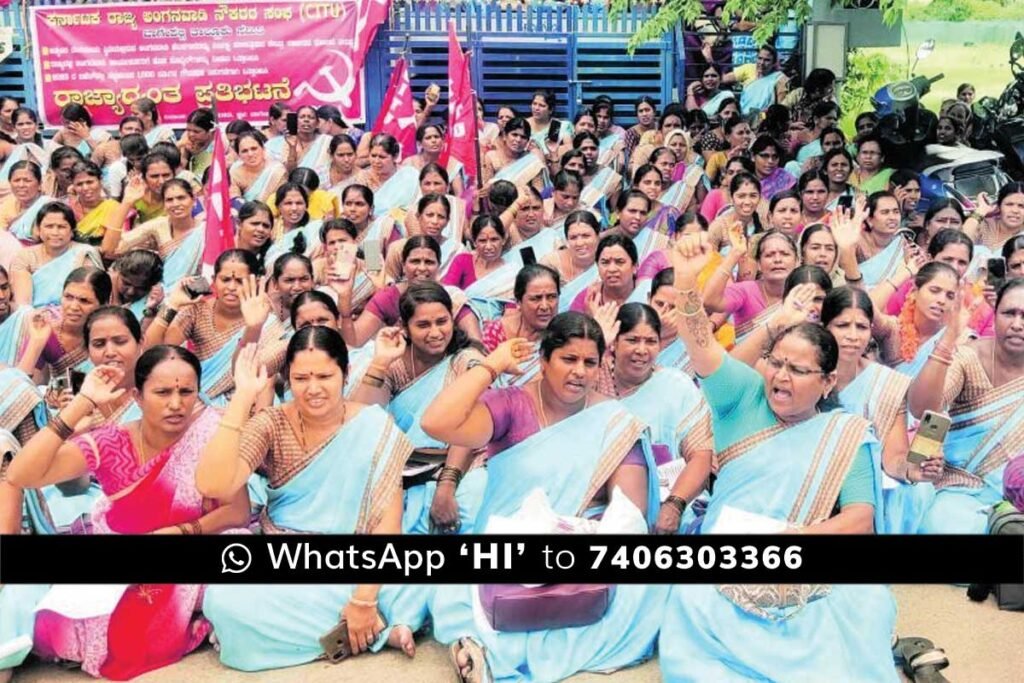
xmin=0 ymin=49 xmax=1022 ymax=682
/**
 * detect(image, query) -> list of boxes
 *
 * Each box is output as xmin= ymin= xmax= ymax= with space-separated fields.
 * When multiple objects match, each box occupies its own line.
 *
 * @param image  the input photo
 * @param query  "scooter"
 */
xmin=872 ymin=70 xmax=1012 ymax=210
xmin=971 ymin=31 xmax=1024 ymax=180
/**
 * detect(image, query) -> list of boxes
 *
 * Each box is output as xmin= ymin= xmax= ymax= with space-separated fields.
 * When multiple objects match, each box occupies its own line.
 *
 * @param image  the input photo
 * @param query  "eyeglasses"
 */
xmin=764 ymin=355 xmax=824 ymax=377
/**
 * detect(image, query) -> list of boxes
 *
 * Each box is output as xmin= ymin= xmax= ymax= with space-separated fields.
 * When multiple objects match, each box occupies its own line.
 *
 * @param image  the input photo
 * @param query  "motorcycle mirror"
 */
xmin=916 ymin=40 xmax=936 ymax=61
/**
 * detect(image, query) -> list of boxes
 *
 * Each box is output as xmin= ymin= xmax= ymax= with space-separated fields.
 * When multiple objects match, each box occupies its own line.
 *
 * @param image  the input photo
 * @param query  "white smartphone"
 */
xmin=364 ymin=239 xmax=384 ymax=273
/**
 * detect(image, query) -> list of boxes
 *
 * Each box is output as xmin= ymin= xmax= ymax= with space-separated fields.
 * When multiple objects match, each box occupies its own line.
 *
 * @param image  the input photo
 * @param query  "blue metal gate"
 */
xmin=364 ymin=2 xmax=676 ymax=127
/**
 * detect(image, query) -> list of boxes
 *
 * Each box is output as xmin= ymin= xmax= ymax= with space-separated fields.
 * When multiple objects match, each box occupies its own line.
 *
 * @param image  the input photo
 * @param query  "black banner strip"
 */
xmin=1 ymin=534 xmax=1021 ymax=584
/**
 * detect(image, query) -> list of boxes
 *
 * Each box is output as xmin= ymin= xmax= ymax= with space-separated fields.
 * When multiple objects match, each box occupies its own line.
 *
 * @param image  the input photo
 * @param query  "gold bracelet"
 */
xmin=349 ymin=597 xmax=378 ymax=608
xmin=177 ymin=523 xmax=192 ymax=535
xmin=190 ymin=519 xmax=203 ymax=535
xmin=48 ymin=416 xmax=74 ymax=440
xmin=219 ymin=421 xmax=243 ymax=433
xmin=362 ymin=374 xmax=385 ymax=388
xmin=928 ymin=353 xmax=952 ymax=366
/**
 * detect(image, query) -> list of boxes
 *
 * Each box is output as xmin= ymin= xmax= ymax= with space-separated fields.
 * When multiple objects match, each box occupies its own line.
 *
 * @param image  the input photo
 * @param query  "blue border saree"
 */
xmin=836 ymin=362 xmax=931 ymax=533
xmin=740 ymin=72 xmax=784 ymax=115
xmin=430 ymin=401 xmax=670 ymax=683
xmin=558 ymin=264 xmax=598 ymax=312
xmin=203 ymin=406 xmax=430 ymax=671
xmin=8 ymin=195 xmax=54 ymax=242
xmin=387 ymin=353 xmax=488 ymax=535
xmin=660 ymin=411 xmax=897 ymax=683
xmin=858 ymin=238 xmax=906 ymax=289
xmin=920 ymin=369 xmax=1024 ymax=534
xmin=160 ymin=226 xmax=206 ymax=290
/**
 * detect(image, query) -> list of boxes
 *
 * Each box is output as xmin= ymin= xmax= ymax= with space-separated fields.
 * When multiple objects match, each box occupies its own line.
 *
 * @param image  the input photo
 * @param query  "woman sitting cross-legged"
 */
xmin=196 ymin=330 xmax=428 ymax=671
xmin=420 ymin=312 xmax=669 ymax=683
xmin=657 ymin=232 xmax=898 ymax=683
xmin=1 ymin=347 xmax=249 ymax=680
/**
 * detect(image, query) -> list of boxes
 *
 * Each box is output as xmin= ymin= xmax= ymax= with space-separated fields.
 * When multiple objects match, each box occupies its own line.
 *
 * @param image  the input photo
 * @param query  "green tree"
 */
xmin=611 ymin=0 xmax=906 ymax=51
xmin=838 ymin=49 xmax=902 ymax=136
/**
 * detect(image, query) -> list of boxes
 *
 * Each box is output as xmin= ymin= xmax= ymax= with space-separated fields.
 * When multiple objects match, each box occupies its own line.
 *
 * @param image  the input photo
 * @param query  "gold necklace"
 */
xmin=296 ymin=402 xmax=347 ymax=451
xmin=535 ymin=381 xmax=588 ymax=428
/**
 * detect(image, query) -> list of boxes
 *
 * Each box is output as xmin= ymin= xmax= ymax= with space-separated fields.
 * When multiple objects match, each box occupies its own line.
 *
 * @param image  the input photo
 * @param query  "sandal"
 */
xmin=448 ymin=637 xmax=493 ymax=683
xmin=893 ymin=637 xmax=950 ymax=683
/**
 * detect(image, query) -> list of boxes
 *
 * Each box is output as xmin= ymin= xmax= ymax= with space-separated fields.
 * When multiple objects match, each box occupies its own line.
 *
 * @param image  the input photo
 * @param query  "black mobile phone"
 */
xmin=837 ymin=194 xmax=854 ymax=211
xmin=184 ymin=276 xmax=212 ymax=299
xmin=67 ymin=369 xmax=86 ymax=395
xmin=520 ymin=246 xmax=537 ymax=266
xmin=286 ymin=112 xmax=299 ymax=137
xmin=988 ymin=257 xmax=1007 ymax=289
xmin=547 ymin=119 xmax=561 ymax=144
xmin=751 ymin=212 xmax=763 ymax=233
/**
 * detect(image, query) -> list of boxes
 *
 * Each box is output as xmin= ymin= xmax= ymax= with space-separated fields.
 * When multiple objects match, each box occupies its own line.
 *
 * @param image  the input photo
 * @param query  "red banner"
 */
xmin=371 ymin=56 xmax=417 ymax=159
xmin=29 ymin=0 xmax=388 ymax=126
xmin=441 ymin=22 xmax=479 ymax=188
xmin=203 ymin=129 xmax=233 ymax=274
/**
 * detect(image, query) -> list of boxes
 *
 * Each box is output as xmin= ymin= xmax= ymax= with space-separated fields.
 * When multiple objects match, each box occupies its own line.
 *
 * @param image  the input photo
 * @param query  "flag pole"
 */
xmin=465 ymin=19 xmax=483 ymax=192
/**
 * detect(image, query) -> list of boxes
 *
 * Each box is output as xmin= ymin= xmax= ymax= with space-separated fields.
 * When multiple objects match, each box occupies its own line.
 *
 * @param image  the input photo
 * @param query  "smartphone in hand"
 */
xmin=286 ymin=112 xmax=299 ymax=137
xmin=547 ymin=119 xmax=561 ymax=144
xmin=520 ymin=246 xmax=537 ymax=266
xmin=987 ymin=257 xmax=1007 ymax=290
xmin=907 ymin=410 xmax=951 ymax=465
xmin=364 ymin=239 xmax=384 ymax=273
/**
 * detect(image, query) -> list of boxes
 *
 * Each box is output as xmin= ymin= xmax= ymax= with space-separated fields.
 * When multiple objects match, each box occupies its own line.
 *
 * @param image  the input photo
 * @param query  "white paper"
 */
xmin=657 ymin=459 xmax=687 ymax=502
xmin=34 ymin=584 xmax=130 ymax=620
xmin=706 ymin=505 xmax=788 ymax=534
xmin=596 ymin=486 xmax=648 ymax=535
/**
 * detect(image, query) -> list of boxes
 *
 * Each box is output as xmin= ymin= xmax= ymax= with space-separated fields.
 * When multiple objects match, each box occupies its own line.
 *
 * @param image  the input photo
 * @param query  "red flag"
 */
xmin=441 ymin=22 xmax=479 ymax=189
xmin=371 ymin=56 xmax=417 ymax=158
xmin=202 ymin=128 xmax=233 ymax=274
xmin=353 ymin=0 xmax=390 ymax=73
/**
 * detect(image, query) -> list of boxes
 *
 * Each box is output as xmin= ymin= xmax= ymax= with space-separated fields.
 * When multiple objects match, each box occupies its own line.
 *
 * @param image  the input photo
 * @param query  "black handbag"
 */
xmin=967 ymin=503 xmax=1024 ymax=610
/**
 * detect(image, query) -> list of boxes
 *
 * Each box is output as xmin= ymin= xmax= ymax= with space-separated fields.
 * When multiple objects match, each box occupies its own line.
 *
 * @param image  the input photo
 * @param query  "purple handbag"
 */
xmin=478 ymin=583 xmax=615 ymax=632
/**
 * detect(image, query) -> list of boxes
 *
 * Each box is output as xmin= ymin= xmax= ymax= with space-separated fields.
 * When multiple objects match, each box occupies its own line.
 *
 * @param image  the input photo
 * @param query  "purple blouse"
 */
xmin=480 ymin=386 xmax=646 ymax=466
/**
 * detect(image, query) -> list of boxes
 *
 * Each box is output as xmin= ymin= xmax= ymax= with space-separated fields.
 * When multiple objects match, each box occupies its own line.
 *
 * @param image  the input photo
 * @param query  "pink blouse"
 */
xmin=441 ymin=252 xmax=478 ymax=289
xmin=71 ymin=425 xmax=161 ymax=496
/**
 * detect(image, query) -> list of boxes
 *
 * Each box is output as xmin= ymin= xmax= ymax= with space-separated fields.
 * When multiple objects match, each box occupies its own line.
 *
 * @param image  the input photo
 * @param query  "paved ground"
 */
xmin=15 ymin=584 xmax=1024 ymax=682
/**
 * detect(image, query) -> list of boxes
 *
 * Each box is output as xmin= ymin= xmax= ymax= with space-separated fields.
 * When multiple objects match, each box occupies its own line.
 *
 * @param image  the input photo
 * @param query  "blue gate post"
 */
xmin=1 ymin=0 xmax=39 ymax=111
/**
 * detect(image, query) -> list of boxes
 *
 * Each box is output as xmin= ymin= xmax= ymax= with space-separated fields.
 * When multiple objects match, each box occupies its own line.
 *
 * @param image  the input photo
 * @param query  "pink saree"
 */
xmin=32 ymin=408 xmax=222 ymax=680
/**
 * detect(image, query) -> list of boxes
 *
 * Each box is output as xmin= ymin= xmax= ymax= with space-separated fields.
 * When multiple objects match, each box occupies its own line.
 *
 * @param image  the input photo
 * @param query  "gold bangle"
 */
xmin=362 ymin=374 xmax=385 ymax=388
xmin=48 ymin=416 xmax=74 ymax=440
xmin=176 ymin=523 xmax=191 ymax=535
xmin=928 ymin=353 xmax=952 ymax=366
xmin=219 ymin=421 xmax=243 ymax=433
xmin=190 ymin=519 xmax=203 ymax=535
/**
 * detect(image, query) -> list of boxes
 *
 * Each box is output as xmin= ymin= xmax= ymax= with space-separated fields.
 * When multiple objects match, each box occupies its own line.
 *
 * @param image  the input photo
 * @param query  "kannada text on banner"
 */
xmin=29 ymin=0 xmax=373 ymax=127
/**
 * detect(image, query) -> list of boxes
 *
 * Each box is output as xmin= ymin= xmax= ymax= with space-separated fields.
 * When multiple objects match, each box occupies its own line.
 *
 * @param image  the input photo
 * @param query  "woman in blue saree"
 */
xmin=0 ymin=364 xmax=48 ymax=535
xmin=351 ymin=282 xmax=487 ymax=535
xmin=420 ymin=312 xmax=668 ymax=683
xmin=481 ymin=118 xmax=549 ymax=192
xmin=143 ymin=250 xmax=261 ymax=406
xmin=909 ymin=279 xmax=1024 ymax=534
xmin=384 ymin=194 xmax=466 ymax=282
xmin=821 ymin=287 xmax=942 ymax=533
xmin=597 ymin=303 xmax=714 ymax=535
xmin=539 ymin=211 xmax=601 ymax=312
xmin=105 ymin=179 xmax=206 ymax=289
xmin=480 ymin=265 xmax=560 ymax=389
xmin=264 ymin=183 xmax=323 ymax=268
xmin=647 ymin=268 xmax=695 ymax=375
xmin=3 ymin=267 xmax=109 ymax=381
xmin=197 ymin=328 xmax=428 ymax=670
xmin=0 ymin=161 xmax=53 ymax=242
xmin=8 ymin=202 xmax=102 ymax=309
xmin=131 ymin=97 xmax=176 ymax=147
xmin=857 ymin=191 xmax=911 ymax=288
xmin=229 ymin=131 xmax=288 ymax=204
xmin=869 ymin=262 xmax=960 ymax=376
xmin=632 ymin=163 xmax=681 ymax=238
xmin=739 ymin=45 xmax=789 ymax=115
xmin=658 ymin=233 xmax=897 ymax=683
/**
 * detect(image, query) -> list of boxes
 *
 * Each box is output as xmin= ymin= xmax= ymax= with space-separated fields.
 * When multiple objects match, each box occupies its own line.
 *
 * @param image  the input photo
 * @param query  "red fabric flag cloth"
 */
xmin=441 ymin=21 xmax=479 ymax=189
xmin=371 ymin=56 xmax=418 ymax=158
xmin=353 ymin=0 xmax=391 ymax=73
xmin=202 ymin=129 xmax=234 ymax=274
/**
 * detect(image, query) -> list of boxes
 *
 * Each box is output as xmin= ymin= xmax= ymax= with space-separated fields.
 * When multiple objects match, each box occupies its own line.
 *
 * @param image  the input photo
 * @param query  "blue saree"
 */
xmin=493 ymin=153 xmax=550 ymax=190
xmin=893 ymin=328 xmax=945 ymax=378
xmin=920 ymin=368 xmax=1024 ymax=534
xmin=161 ymin=226 xmax=205 ymax=290
xmin=388 ymin=353 xmax=488 ymax=535
xmin=264 ymin=219 xmax=323 ymax=270
xmin=430 ymin=401 xmax=670 ymax=683
xmin=373 ymin=166 xmax=421 ymax=217
xmin=858 ymin=238 xmax=906 ymax=289
xmin=33 ymin=245 xmax=95 ymax=307
xmin=740 ymin=72 xmax=784 ymax=115
xmin=836 ymin=362 xmax=931 ymax=533
xmin=558 ymin=264 xmax=598 ymax=313
xmin=464 ymin=261 xmax=519 ymax=323
xmin=660 ymin=411 xmax=897 ymax=683
xmin=656 ymin=338 xmax=694 ymax=377
xmin=9 ymin=195 xmax=53 ymax=242
xmin=203 ymin=406 xmax=429 ymax=671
